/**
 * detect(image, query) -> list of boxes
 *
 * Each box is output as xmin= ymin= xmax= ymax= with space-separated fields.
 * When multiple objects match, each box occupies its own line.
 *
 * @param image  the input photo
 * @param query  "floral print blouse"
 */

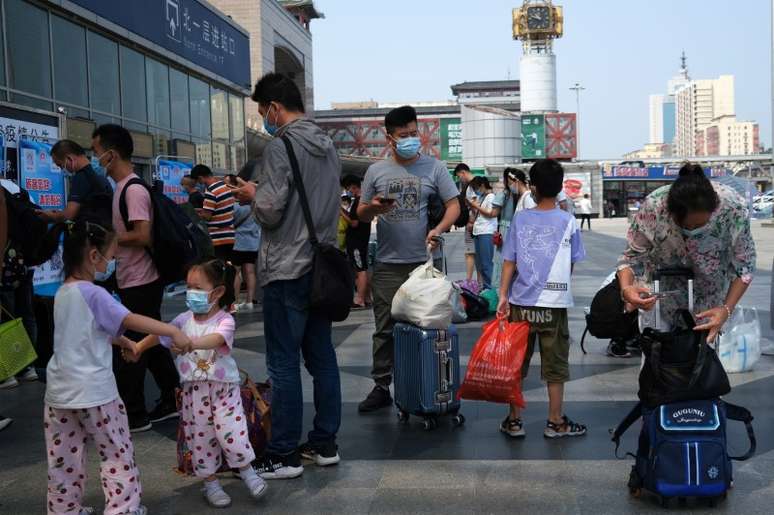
xmin=617 ymin=183 xmax=756 ymax=326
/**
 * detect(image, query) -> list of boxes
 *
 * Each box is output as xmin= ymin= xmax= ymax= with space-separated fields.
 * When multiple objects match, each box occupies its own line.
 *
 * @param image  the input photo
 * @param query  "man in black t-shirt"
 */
xmin=39 ymin=139 xmax=113 ymax=226
xmin=181 ymin=174 xmax=205 ymax=208
xmin=341 ymin=175 xmax=372 ymax=308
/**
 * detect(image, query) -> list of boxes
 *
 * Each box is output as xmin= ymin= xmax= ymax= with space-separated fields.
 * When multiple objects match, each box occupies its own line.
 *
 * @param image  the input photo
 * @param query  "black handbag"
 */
xmin=638 ymin=310 xmax=731 ymax=408
xmin=281 ymin=135 xmax=354 ymax=322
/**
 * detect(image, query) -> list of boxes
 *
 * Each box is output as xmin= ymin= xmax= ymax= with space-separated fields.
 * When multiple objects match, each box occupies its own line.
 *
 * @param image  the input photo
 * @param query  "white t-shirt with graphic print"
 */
xmin=160 ymin=310 xmax=239 ymax=384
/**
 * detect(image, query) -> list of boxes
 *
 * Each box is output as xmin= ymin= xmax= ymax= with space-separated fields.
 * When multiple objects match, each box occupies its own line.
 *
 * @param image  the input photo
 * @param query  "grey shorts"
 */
xmin=464 ymin=230 xmax=475 ymax=255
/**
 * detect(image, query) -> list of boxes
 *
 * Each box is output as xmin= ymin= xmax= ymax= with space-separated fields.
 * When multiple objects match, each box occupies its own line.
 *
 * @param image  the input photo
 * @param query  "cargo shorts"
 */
xmin=509 ymin=305 xmax=570 ymax=383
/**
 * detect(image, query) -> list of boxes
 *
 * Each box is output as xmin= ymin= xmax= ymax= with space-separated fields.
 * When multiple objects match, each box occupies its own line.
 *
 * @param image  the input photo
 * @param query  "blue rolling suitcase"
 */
xmin=393 ymin=323 xmax=465 ymax=430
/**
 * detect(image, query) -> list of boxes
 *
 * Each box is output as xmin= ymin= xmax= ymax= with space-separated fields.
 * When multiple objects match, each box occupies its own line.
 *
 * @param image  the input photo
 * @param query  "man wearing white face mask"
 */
xmin=91 ymin=124 xmax=180 ymax=433
xmin=356 ymin=105 xmax=461 ymax=413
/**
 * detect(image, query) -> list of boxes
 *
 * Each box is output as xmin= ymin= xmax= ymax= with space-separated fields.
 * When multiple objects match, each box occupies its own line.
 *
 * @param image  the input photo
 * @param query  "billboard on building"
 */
xmin=67 ymin=0 xmax=250 ymax=87
xmin=545 ymin=113 xmax=577 ymax=160
xmin=156 ymin=159 xmax=193 ymax=204
xmin=319 ymin=118 xmax=442 ymax=159
xmin=563 ymin=171 xmax=591 ymax=206
xmin=521 ymin=114 xmax=545 ymax=159
xmin=441 ymin=118 xmax=462 ymax=162
xmin=18 ymin=138 xmax=66 ymax=295
xmin=603 ymin=165 xmax=724 ymax=180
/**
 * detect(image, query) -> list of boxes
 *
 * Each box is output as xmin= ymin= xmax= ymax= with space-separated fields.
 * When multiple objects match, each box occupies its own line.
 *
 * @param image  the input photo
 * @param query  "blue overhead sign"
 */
xmin=603 ymin=165 xmax=726 ymax=180
xmin=68 ymin=0 xmax=251 ymax=87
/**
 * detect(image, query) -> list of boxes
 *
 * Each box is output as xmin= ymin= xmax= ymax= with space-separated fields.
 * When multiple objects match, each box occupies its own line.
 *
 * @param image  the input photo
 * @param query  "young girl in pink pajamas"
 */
xmin=44 ymin=222 xmax=191 ymax=515
xmin=130 ymin=259 xmax=267 ymax=508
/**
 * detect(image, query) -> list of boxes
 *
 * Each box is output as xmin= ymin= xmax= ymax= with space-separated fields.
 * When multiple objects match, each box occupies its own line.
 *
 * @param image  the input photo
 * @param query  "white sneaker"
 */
xmin=243 ymin=474 xmax=268 ymax=500
xmin=203 ymin=482 xmax=232 ymax=508
xmin=18 ymin=368 xmax=38 ymax=382
xmin=0 ymin=416 xmax=13 ymax=432
xmin=0 ymin=377 xmax=19 ymax=389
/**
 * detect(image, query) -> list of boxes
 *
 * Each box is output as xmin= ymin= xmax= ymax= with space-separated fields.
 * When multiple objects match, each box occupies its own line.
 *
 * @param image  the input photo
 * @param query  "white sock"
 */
xmin=240 ymin=467 xmax=266 ymax=492
xmin=204 ymin=479 xmax=223 ymax=493
xmin=239 ymin=467 xmax=259 ymax=482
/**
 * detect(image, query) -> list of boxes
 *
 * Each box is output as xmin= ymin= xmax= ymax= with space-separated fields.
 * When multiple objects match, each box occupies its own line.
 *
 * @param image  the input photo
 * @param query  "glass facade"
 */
xmin=0 ymin=0 xmax=246 ymax=171
xmin=6 ymin=0 xmax=51 ymax=110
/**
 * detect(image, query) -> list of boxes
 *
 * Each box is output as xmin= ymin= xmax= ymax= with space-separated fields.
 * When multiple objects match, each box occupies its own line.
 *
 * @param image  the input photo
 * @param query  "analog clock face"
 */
xmin=526 ymin=6 xmax=551 ymax=30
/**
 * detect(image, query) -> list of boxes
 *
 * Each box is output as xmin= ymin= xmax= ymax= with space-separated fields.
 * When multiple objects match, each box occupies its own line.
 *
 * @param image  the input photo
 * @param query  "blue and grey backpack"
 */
xmin=611 ymin=399 xmax=755 ymax=507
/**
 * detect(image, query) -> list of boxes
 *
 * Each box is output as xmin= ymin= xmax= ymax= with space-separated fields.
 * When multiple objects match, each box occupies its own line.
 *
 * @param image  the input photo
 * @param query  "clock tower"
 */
xmin=513 ymin=0 xmax=564 ymax=113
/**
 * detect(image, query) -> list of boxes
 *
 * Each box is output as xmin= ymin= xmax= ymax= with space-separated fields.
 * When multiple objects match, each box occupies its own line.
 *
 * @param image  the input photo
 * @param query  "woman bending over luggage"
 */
xmin=126 ymin=259 xmax=268 ymax=509
xmin=617 ymin=163 xmax=756 ymax=341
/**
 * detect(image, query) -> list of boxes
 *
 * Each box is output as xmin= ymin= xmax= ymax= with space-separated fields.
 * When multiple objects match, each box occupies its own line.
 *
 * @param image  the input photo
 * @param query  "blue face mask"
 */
xmin=395 ymin=136 xmax=421 ymax=159
xmin=186 ymin=289 xmax=215 ymax=314
xmin=263 ymin=104 xmax=279 ymax=136
xmin=94 ymin=258 xmax=115 ymax=282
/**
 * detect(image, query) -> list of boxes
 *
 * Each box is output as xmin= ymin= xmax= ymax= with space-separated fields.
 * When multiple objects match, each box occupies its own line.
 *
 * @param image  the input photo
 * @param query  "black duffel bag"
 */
xmin=638 ymin=310 xmax=730 ymax=408
xmin=460 ymin=288 xmax=489 ymax=321
xmin=281 ymin=135 xmax=354 ymax=322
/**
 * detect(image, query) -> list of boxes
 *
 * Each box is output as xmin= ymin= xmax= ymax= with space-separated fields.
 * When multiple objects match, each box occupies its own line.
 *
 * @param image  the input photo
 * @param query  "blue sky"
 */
xmin=311 ymin=0 xmax=770 ymax=159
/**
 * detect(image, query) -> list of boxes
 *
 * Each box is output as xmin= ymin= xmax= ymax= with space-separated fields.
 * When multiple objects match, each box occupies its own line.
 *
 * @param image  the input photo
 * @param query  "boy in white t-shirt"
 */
xmin=497 ymin=159 xmax=586 ymax=440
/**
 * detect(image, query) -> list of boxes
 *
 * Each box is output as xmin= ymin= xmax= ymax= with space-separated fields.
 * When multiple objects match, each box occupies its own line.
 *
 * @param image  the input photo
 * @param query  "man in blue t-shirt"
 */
xmin=497 ymin=158 xmax=586 ymax=440
xmin=356 ymin=105 xmax=460 ymax=413
xmin=38 ymin=139 xmax=113 ymax=226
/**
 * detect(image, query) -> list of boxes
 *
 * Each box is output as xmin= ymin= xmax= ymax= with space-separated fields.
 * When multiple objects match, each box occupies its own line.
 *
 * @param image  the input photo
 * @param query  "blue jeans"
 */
xmin=473 ymin=233 xmax=495 ymax=290
xmin=263 ymin=272 xmax=342 ymax=454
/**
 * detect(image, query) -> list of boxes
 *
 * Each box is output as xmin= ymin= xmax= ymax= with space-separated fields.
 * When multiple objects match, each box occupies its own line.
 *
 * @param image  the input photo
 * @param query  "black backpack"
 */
xmin=453 ymin=183 xmax=470 ymax=228
xmin=119 ymin=177 xmax=204 ymax=285
xmin=428 ymin=185 xmax=469 ymax=232
xmin=2 ymin=186 xmax=52 ymax=266
xmin=585 ymin=277 xmax=639 ymax=340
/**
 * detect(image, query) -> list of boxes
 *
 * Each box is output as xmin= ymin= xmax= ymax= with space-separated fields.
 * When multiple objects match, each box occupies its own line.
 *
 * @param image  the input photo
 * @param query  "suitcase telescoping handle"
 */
xmin=427 ymin=236 xmax=447 ymax=274
xmin=653 ymin=267 xmax=694 ymax=330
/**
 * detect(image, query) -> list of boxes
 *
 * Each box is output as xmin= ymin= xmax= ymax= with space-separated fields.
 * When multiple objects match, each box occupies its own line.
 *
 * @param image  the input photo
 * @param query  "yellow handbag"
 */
xmin=0 ymin=304 xmax=37 ymax=381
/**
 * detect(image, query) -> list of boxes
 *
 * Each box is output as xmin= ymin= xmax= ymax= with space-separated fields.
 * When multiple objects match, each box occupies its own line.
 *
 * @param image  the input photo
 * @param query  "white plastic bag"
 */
xmin=718 ymin=307 xmax=761 ymax=373
xmin=391 ymin=257 xmax=454 ymax=329
xmin=451 ymin=283 xmax=468 ymax=324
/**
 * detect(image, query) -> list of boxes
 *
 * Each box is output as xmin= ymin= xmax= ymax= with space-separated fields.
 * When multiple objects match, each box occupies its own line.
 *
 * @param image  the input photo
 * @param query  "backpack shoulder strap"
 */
xmin=724 ymin=401 xmax=756 ymax=461
xmin=118 ymin=177 xmax=150 ymax=231
xmin=280 ymin=135 xmax=318 ymax=246
xmin=610 ymin=402 xmax=643 ymax=458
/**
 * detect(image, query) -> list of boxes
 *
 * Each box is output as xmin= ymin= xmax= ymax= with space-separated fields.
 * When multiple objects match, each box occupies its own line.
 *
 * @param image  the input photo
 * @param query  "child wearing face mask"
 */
xmin=127 ymin=259 xmax=267 ymax=509
xmin=43 ymin=222 xmax=191 ymax=515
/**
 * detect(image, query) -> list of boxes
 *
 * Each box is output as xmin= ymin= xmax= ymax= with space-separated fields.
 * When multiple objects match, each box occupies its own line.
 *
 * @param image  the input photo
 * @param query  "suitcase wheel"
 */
xmin=397 ymin=411 xmax=410 ymax=424
xmin=422 ymin=418 xmax=438 ymax=431
xmin=452 ymin=414 xmax=466 ymax=427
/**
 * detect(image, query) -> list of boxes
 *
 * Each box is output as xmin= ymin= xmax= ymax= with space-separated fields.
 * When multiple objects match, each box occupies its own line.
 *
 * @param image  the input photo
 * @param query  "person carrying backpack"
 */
xmin=92 ymin=124 xmax=180 ymax=433
xmin=36 ymin=139 xmax=113 ymax=226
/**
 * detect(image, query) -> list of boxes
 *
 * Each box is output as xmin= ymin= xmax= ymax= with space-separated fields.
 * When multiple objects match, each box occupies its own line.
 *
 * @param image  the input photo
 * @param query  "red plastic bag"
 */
xmin=458 ymin=316 xmax=529 ymax=407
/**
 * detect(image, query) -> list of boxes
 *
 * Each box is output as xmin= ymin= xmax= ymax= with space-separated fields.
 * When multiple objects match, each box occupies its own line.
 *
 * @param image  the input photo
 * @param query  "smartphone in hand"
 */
xmin=639 ymin=290 xmax=680 ymax=300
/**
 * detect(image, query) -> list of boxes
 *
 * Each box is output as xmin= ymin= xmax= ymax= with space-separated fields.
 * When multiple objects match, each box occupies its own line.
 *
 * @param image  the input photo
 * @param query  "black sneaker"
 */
xmin=607 ymin=340 xmax=632 ymax=358
xmin=253 ymin=452 xmax=304 ymax=480
xmin=129 ymin=416 xmax=152 ymax=433
xmin=299 ymin=441 xmax=340 ymax=467
xmin=148 ymin=399 xmax=179 ymax=423
xmin=499 ymin=416 xmax=525 ymax=438
xmin=358 ymin=385 xmax=392 ymax=413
